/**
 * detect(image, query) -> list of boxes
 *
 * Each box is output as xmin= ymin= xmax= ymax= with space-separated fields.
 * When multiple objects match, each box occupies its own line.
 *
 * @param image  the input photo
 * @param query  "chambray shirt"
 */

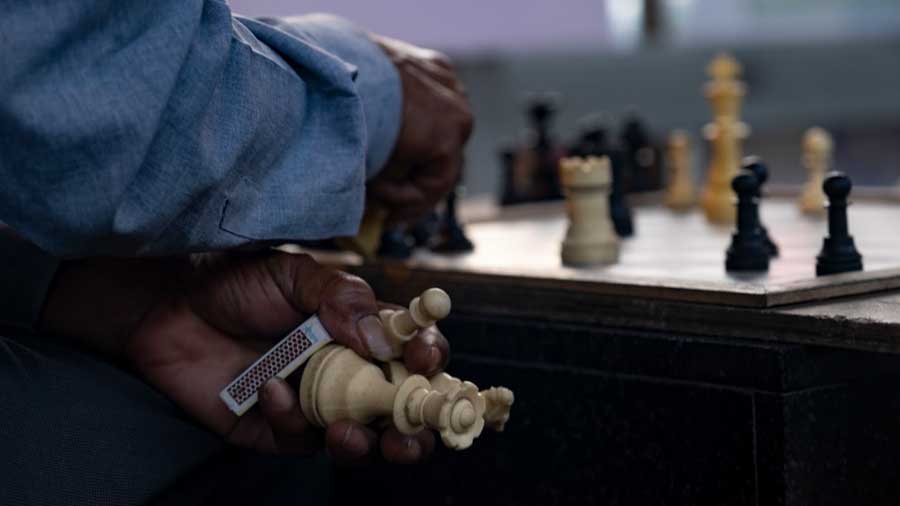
xmin=0 ymin=2 xmax=402 ymax=329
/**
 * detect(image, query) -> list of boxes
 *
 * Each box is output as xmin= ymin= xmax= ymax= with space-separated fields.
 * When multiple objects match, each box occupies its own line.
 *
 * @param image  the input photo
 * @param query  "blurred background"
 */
xmin=231 ymin=0 xmax=900 ymax=198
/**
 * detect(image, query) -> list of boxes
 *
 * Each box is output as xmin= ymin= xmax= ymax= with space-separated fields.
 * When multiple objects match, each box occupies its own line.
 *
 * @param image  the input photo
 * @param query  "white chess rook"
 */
xmin=559 ymin=156 xmax=619 ymax=266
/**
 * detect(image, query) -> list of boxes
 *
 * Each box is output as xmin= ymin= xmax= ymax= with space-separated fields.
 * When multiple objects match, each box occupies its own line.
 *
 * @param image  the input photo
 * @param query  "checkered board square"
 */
xmin=219 ymin=315 xmax=333 ymax=416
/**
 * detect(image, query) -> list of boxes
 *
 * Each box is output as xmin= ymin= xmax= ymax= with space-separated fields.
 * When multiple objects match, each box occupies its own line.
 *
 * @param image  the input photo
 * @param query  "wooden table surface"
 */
xmin=302 ymin=196 xmax=900 ymax=354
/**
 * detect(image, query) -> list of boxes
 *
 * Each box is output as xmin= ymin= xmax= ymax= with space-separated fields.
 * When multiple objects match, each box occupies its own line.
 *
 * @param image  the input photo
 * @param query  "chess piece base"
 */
xmin=816 ymin=237 xmax=863 ymax=276
xmin=562 ymin=238 xmax=619 ymax=266
xmin=725 ymin=236 xmax=769 ymax=272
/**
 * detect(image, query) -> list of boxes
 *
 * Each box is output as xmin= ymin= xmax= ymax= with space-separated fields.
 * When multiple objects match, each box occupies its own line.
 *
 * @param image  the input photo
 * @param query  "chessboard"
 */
xmin=319 ymin=196 xmax=900 ymax=309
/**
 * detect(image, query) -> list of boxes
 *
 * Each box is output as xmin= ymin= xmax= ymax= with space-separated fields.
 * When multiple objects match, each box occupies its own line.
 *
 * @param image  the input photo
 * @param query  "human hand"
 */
xmin=367 ymin=34 xmax=474 ymax=224
xmin=40 ymin=251 xmax=450 ymax=464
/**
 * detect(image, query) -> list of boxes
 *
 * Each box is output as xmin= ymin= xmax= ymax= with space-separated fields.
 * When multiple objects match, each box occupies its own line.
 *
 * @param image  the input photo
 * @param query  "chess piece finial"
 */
xmin=300 ymin=344 xmax=485 ymax=450
xmin=799 ymin=127 xmax=833 ymax=216
xmin=725 ymin=171 xmax=769 ymax=272
xmin=379 ymin=288 xmax=452 ymax=359
xmin=664 ymin=130 xmax=696 ymax=210
xmin=701 ymin=52 xmax=749 ymax=225
xmin=816 ymin=172 xmax=863 ymax=276
xmin=742 ymin=157 xmax=779 ymax=257
xmin=430 ymin=372 xmax=515 ymax=433
xmin=559 ymin=156 xmax=620 ymax=266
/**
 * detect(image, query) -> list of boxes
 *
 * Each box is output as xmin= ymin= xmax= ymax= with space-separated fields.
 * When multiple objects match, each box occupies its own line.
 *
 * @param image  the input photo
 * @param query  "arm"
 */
xmin=0 ymin=1 xmax=401 ymax=257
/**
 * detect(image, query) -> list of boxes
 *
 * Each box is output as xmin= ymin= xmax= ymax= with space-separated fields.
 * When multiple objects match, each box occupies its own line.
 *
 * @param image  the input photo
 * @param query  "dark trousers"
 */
xmin=0 ymin=333 xmax=331 ymax=506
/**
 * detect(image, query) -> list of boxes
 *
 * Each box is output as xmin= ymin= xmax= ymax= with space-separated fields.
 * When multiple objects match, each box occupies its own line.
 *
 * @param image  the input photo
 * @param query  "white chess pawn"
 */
xmin=300 ymin=344 xmax=485 ymax=450
xmin=379 ymin=288 xmax=451 ymax=359
xmin=664 ymin=130 xmax=696 ymax=211
xmin=799 ymin=127 xmax=832 ymax=216
xmin=558 ymin=156 xmax=619 ymax=266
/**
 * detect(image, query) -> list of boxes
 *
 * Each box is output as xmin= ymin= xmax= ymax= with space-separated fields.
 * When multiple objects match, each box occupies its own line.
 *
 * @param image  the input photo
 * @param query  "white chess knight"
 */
xmin=558 ymin=156 xmax=619 ymax=266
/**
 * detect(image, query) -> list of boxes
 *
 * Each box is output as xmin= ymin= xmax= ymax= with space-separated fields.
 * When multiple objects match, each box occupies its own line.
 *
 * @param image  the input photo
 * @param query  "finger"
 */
xmin=368 ymin=177 xmax=429 ymax=208
xmin=403 ymin=326 xmax=450 ymax=376
xmin=267 ymin=253 xmax=393 ymax=361
xmin=413 ymin=152 xmax=464 ymax=207
xmin=259 ymin=378 xmax=322 ymax=454
xmin=380 ymin=428 xmax=436 ymax=464
xmin=326 ymin=420 xmax=378 ymax=467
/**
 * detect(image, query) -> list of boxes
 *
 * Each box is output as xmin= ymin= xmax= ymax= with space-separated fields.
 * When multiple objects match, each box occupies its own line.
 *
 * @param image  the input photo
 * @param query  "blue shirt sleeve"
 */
xmin=0 ymin=1 xmax=402 ymax=257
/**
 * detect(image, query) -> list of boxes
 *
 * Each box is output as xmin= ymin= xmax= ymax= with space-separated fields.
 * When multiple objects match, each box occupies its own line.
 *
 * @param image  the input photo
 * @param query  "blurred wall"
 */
xmin=228 ymin=0 xmax=900 ymax=196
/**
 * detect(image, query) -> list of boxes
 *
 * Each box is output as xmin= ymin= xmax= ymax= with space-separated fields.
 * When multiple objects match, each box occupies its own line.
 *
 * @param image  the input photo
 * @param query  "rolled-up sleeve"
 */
xmin=0 ymin=1 xmax=402 ymax=257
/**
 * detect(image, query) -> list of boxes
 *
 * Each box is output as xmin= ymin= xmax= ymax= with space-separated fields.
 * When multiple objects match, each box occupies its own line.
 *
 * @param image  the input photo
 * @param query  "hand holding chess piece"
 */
xmin=299 ymin=287 xmax=514 ymax=450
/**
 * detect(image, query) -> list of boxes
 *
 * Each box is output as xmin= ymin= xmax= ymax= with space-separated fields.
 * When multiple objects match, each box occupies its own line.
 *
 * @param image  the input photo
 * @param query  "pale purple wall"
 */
xmin=228 ymin=0 xmax=613 ymax=52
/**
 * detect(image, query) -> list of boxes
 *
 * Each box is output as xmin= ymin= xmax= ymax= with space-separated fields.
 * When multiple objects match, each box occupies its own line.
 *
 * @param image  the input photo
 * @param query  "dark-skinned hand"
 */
xmin=367 ymin=34 xmax=474 ymax=224
xmin=39 ymin=250 xmax=450 ymax=466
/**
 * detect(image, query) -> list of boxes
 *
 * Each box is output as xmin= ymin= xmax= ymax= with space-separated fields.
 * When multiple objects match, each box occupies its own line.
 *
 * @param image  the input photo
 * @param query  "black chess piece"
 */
xmin=498 ymin=143 xmax=520 ymax=205
xmin=377 ymin=226 xmax=413 ymax=259
xmin=410 ymin=210 xmax=440 ymax=248
xmin=742 ymin=157 xmax=779 ymax=257
xmin=725 ymin=171 xmax=769 ymax=272
xmin=431 ymin=188 xmax=474 ymax=253
xmin=620 ymin=111 xmax=662 ymax=193
xmin=526 ymin=93 xmax=564 ymax=201
xmin=571 ymin=115 xmax=634 ymax=238
xmin=816 ymin=172 xmax=863 ymax=276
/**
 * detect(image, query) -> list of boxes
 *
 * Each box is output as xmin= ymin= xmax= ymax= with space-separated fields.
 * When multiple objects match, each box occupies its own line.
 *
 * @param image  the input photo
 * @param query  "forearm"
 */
xmin=0 ymin=2 xmax=401 ymax=257
xmin=38 ymin=257 xmax=187 ymax=361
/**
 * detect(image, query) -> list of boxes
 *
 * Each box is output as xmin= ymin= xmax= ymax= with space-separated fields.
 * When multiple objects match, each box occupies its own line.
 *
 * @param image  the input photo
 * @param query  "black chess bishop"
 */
xmin=725 ymin=170 xmax=769 ymax=272
xmin=816 ymin=172 xmax=863 ymax=276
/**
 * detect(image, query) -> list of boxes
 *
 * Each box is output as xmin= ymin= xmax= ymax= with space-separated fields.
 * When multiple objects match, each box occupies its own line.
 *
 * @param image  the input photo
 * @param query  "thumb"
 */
xmin=270 ymin=253 xmax=393 ymax=361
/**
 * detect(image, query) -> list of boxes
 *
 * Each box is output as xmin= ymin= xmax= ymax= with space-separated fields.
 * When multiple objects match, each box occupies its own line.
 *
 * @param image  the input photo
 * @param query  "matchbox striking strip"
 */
xmin=219 ymin=316 xmax=333 ymax=416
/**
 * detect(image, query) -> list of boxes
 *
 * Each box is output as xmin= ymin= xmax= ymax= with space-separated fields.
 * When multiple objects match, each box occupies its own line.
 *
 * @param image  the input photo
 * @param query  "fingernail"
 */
xmin=341 ymin=425 xmax=353 ymax=447
xmin=263 ymin=378 xmax=292 ymax=409
xmin=261 ymin=378 xmax=276 ymax=401
xmin=405 ymin=437 xmax=422 ymax=459
xmin=358 ymin=315 xmax=393 ymax=361
xmin=427 ymin=346 xmax=441 ymax=372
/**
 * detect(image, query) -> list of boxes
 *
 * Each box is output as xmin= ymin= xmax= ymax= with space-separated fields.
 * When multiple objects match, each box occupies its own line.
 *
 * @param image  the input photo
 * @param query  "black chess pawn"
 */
xmin=377 ymin=226 xmax=413 ymax=259
xmin=725 ymin=171 xmax=769 ymax=272
xmin=431 ymin=188 xmax=474 ymax=253
xmin=410 ymin=210 xmax=440 ymax=248
xmin=816 ymin=172 xmax=863 ymax=276
xmin=742 ymin=157 xmax=779 ymax=257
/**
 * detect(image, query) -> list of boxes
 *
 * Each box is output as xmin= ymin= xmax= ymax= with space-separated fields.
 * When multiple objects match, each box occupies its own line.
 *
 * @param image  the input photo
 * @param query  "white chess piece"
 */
xmin=799 ymin=127 xmax=832 ymax=216
xmin=379 ymin=288 xmax=451 ymax=359
xmin=559 ymin=156 xmax=619 ymax=266
xmin=664 ymin=130 xmax=696 ymax=210
xmin=300 ymin=344 xmax=486 ymax=450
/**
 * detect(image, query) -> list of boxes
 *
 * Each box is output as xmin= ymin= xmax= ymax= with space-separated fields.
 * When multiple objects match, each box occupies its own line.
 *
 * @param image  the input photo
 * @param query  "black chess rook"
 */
xmin=725 ymin=171 xmax=769 ymax=272
xmin=816 ymin=172 xmax=863 ymax=276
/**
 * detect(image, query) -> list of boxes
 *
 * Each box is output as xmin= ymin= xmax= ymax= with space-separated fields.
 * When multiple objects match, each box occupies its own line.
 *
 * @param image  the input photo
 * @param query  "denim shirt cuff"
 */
xmin=255 ymin=14 xmax=402 ymax=179
xmin=0 ymin=227 xmax=61 ymax=332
